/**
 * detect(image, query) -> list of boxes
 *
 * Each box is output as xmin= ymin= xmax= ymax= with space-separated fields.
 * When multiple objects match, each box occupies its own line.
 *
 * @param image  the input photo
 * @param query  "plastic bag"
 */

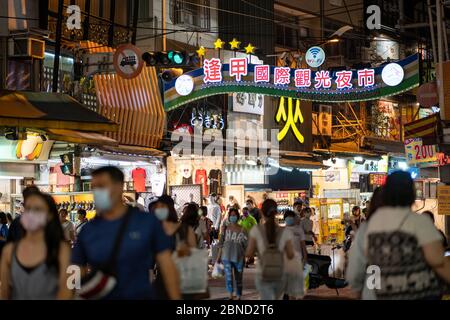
xmin=172 ymin=248 xmax=209 ymax=294
xmin=211 ymin=262 xmax=224 ymax=279
xmin=284 ymin=254 xmax=304 ymax=298
xmin=304 ymin=263 xmax=312 ymax=293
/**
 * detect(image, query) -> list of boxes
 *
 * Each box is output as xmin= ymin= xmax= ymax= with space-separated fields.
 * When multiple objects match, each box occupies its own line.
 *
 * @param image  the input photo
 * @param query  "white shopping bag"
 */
xmin=172 ymin=248 xmax=209 ymax=294
xmin=211 ymin=261 xmax=224 ymax=279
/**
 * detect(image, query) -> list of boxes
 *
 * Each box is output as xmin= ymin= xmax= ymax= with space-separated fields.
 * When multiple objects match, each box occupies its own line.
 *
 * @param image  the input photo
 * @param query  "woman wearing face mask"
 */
xmin=0 ymin=188 xmax=72 ymax=300
xmin=216 ymin=208 xmax=248 ymax=300
xmin=151 ymin=196 xmax=196 ymax=300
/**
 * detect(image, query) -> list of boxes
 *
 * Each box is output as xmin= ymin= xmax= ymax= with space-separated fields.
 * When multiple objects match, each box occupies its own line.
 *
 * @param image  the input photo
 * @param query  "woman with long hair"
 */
xmin=216 ymin=208 xmax=247 ymax=300
xmin=246 ymin=199 xmax=295 ymax=300
xmin=180 ymin=203 xmax=203 ymax=249
xmin=0 ymin=188 xmax=72 ymax=299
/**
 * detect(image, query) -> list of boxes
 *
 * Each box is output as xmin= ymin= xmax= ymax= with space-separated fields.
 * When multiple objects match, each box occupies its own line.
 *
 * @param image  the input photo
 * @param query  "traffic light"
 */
xmin=161 ymin=68 xmax=183 ymax=82
xmin=142 ymin=51 xmax=200 ymax=67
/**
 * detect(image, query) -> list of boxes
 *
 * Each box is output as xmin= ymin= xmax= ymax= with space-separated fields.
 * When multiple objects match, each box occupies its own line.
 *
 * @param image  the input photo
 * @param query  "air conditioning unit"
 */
xmin=319 ymin=105 xmax=332 ymax=136
xmin=12 ymin=38 xmax=45 ymax=59
xmin=179 ymin=9 xmax=195 ymax=26
xmin=312 ymin=112 xmax=318 ymax=135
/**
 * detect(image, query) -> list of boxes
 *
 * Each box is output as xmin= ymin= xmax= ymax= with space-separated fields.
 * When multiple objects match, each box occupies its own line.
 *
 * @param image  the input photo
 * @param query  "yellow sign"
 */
xmin=437 ymin=185 xmax=450 ymax=215
xmin=276 ymin=97 xmax=304 ymax=143
xmin=404 ymin=138 xmax=438 ymax=165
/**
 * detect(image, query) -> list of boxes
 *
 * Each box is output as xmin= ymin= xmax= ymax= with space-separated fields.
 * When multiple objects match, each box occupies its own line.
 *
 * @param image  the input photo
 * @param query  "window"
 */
xmin=171 ymin=0 xmax=210 ymax=30
xmin=128 ymin=0 xmax=153 ymax=24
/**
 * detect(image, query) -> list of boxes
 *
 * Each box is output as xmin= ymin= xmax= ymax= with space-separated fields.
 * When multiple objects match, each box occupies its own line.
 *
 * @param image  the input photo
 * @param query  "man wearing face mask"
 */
xmin=71 ymin=166 xmax=181 ymax=300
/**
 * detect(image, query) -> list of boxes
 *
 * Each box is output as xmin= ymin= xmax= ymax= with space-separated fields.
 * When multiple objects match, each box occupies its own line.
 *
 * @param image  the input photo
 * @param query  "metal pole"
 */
xmin=131 ymin=0 xmax=140 ymax=45
xmin=428 ymin=0 xmax=437 ymax=64
xmin=108 ymin=0 xmax=116 ymax=47
xmin=162 ymin=0 xmax=167 ymax=51
xmin=437 ymin=0 xmax=445 ymax=120
xmin=83 ymin=0 xmax=91 ymax=40
xmin=52 ymin=0 xmax=64 ymax=93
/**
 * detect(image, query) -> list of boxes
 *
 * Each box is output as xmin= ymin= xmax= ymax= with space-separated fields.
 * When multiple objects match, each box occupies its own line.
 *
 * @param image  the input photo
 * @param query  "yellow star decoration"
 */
xmin=214 ymin=38 xmax=225 ymax=50
xmin=244 ymin=43 xmax=255 ymax=54
xmin=229 ymin=38 xmax=241 ymax=50
xmin=196 ymin=46 xmax=206 ymax=57
xmin=276 ymin=97 xmax=304 ymax=143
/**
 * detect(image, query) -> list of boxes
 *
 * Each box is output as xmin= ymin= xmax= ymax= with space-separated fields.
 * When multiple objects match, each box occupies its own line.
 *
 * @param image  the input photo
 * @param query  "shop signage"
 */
xmin=0 ymin=136 xmax=53 ymax=162
xmin=416 ymin=82 xmax=438 ymax=108
xmin=437 ymin=185 xmax=450 ymax=215
xmin=163 ymin=54 xmax=420 ymax=111
xmin=276 ymin=97 xmax=305 ymax=143
xmin=368 ymin=173 xmax=387 ymax=187
xmin=175 ymin=75 xmax=195 ymax=96
xmin=232 ymin=92 xmax=264 ymax=115
xmin=113 ymin=44 xmax=144 ymax=79
xmin=404 ymin=138 xmax=438 ymax=166
xmin=381 ymin=63 xmax=404 ymax=86
xmin=305 ymin=46 xmax=325 ymax=68
xmin=190 ymin=107 xmax=224 ymax=130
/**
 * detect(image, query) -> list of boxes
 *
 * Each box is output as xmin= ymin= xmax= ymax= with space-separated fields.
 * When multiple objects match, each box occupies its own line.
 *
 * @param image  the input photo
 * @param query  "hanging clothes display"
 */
xmin=195 ymin=168 xmax=208 ymax=195
xmin=208 ymin=169 xmax=222 ymax=195
xmin=132 ymin=167 xmax=147 ymax=192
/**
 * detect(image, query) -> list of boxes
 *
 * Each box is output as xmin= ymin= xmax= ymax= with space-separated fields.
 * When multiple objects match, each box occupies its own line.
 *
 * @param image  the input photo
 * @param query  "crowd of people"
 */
xmin=0 ymin=167 xmax=448 ymax=300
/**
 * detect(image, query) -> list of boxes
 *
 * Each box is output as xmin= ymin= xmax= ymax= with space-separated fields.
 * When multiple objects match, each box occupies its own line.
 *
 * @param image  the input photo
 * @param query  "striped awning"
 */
xmin=94 ymin=67 xmax=165 ymax=149
xmin=404 ymin=114 xmax=439 ymax=140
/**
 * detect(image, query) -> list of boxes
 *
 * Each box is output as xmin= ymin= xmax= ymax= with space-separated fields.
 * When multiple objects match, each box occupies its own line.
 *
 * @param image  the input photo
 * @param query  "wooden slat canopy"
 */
xmin=0 ymin=90 xmax=118 ymax=132
xmin=47 ymin=129 xmax=118 ymax=146
xmin=94 ymin=67 xmax=165 ymax=149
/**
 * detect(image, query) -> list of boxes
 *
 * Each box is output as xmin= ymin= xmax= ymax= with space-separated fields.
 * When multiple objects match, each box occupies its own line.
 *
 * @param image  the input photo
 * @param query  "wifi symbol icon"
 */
xmin=309 ymin=47 xmax=321 ymax=58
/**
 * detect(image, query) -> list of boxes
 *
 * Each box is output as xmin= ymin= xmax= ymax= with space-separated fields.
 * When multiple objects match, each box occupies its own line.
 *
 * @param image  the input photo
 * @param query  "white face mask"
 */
xmin=154 ymin=207 xmax=169 ymax=221
xmin=93 ymin=188 xmax=112 ymax=213
xmin=20 ymin=211 xmax=47 ymax=232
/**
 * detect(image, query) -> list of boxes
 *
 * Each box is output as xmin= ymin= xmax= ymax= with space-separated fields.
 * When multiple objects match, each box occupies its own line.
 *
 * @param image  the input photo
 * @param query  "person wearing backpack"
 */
xmin=362 ymin=172 xmax=450 ymax=299
xmin=246 ymin=199 xmax=295 ymax=300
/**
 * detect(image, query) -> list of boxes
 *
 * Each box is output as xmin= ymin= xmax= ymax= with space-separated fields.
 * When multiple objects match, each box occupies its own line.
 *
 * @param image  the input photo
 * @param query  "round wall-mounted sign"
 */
xmin=381 ymin=63 xmax=404 ymax=86
xmin=305 ymin=46 xmax=326 ymax=68
xmin=113 ymin=44 xmax=144 ymax=79
xmin=175 ymin=75 xmax=195 ymax=96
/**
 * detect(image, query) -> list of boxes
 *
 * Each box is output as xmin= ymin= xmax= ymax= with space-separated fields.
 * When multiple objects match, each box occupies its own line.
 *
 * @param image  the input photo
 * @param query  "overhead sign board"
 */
xmin=163 ymin=54 xmax=420 ymax=111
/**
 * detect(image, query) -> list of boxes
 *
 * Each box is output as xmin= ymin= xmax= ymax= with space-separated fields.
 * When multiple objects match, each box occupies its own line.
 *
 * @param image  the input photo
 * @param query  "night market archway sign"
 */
xmin=163 ymin=54 xmax=420 ymax=111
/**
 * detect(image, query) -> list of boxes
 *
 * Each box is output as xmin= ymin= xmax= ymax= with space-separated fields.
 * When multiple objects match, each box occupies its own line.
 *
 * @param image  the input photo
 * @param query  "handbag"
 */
xmin=78 ymin=211 xmax=132 ymax=300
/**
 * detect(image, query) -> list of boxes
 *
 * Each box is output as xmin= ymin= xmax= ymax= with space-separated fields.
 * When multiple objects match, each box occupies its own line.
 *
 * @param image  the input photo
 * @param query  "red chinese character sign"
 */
xmin=203 ymin=58 xmax=222 ymax=83
xmin=163 ymin=54 xmax=420 ymax=111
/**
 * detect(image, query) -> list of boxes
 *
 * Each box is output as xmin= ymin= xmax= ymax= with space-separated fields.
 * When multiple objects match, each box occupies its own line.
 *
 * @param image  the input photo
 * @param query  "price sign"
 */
xmin=404 ymin=138 xmax=438 ymax=165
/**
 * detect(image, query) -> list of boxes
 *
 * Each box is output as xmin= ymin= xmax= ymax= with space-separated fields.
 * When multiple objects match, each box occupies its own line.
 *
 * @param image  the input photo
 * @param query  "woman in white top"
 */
xmin=246 ymin=199 xmax=295 ymax=300
xmin=348 ymin=172 xmax=450 ymax=300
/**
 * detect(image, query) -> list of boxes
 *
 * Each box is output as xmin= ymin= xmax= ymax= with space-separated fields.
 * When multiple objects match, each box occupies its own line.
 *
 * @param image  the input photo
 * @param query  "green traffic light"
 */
xmin=173 ymin=52 xmax=184 ymax=64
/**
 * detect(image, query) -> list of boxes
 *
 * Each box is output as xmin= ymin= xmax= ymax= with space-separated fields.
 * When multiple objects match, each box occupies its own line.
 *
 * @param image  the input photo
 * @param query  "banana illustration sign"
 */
xmin=16 ymin=138 xmax=44 ymax=161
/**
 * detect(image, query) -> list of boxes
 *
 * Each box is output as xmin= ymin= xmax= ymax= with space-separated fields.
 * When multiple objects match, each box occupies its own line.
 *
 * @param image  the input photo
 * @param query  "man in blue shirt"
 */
xmin=72 ymin=166 xmax=180 ymax=299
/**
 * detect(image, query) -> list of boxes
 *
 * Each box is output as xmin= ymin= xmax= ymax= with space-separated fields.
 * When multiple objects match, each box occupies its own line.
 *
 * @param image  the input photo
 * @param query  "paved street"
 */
xmin=207 ymin=265 xmax=358 ymax=300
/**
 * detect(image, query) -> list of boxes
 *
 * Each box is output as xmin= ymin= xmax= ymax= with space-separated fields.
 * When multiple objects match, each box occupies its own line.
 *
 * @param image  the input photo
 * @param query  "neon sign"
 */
xmin=276 ymin=97 xmax=304 ymax=143
xmin=163 ymin=54 xmax=420 ymax=111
